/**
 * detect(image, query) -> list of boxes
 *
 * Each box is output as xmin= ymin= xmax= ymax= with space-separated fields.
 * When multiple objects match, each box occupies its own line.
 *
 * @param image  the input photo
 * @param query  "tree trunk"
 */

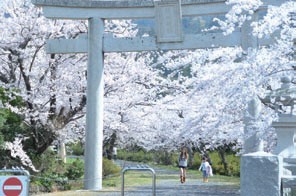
xmin=107 ymin=132 xmax=117 ymax=160
xmin=218 ymin=147 xmax=229 ymax=175
xmin=187 ymin=144 xmax=194 ymax=167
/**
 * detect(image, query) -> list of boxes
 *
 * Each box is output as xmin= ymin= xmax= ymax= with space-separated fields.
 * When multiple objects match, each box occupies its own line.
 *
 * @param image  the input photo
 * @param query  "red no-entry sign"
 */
xmin=2 ymin=177 xmax=23 ymax=196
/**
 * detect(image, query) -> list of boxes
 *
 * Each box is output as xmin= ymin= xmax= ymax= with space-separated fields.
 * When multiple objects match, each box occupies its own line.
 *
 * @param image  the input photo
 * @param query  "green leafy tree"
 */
xmin=0 ymin=87 xmax=31 ymax=168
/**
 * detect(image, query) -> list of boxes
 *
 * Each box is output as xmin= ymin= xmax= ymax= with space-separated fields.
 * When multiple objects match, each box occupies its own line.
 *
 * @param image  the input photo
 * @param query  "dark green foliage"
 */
xmin=192 ymin=151 xmax=240 ymax=177
xmin=67 ymin=142 xmax=84 ymax=156
xmin=32 ymin=150 xmax=84 ymax=192
xmin=1 ymin=87 xmax=58 ymax=168
xmin=33 ymin=173 xmax=69 ymax=193
xmin=31 ymin=149 xmax=69 ymax=192
xmin=117 ymin=149 xmax=153 ymax=163
xmin=0 ymin=108 xmax=26 ymax=142
xmin=65 ymin=159 xmax=84 ymax=180
xmin=31 ymin=152 xmax=121 ymax=193
xmin=32 ymin=149 xmax=66 ymax=175
xmin=0 ymin=107 xmax=31 ymax=168
xmin=153 ymin=150 xmax=178 ymax=165
xmin=0 ymin=87 xmax=33 ymax=168
xmin=0 ymin=105 xmax=57 ymax=166
xmin=0 ymin=87 xmax=24 ymax=108
xmin=0 ymin=132 xmax=3 ymax=147
xmin=117 ymin=149 xmax=179 ymax=166
xmin=224 ymin=154 xmax=240 ymax=176
xmin=103 ymin=158 xmax=121 ymax=177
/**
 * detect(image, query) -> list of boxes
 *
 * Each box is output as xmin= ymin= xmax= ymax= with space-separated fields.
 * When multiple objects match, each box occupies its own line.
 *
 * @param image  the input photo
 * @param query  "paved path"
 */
xmin=95 ymin=180 xmax=240 ymax=196
xmin=40 ymin=180 xmax=239 ymax=196
xmin=110 ymin=160 xmax=240 ymax=196
xmin=37 ymin=180 xmax=239 ymax=196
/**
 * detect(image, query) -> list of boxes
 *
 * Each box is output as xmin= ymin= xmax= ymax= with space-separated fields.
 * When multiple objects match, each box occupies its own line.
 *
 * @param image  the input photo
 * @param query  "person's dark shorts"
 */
xmin=179 ymin=166 xmax=187 ymax=169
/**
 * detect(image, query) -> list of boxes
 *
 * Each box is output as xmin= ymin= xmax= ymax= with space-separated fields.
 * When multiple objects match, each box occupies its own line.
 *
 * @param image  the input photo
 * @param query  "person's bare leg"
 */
xmin=180 ymin=168 xmax=184 ymax=183
xmin=183 ymin=169 xmax=186 ymax=182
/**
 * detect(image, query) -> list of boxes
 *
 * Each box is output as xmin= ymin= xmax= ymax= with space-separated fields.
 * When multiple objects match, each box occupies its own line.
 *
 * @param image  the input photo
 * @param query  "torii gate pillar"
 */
xmin=84 ymin=18 xmax=104 ymax=190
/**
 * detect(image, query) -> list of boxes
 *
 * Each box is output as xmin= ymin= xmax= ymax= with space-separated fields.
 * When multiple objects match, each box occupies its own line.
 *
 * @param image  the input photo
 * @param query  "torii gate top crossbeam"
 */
xmin=32 ymin=0 xmax=225 ymax=8
xmin=31 ymin=0 xmax=280 ymax=20
xmin=32 ymin=0 xmax=285 ymax=52
xmin=32 ymin=0 xmax=229 ymax=19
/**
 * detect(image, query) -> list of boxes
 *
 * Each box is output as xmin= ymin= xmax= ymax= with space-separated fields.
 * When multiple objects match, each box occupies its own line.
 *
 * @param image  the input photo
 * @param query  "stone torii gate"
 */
xmin=32 ymin=0 xmax=284 ymax=190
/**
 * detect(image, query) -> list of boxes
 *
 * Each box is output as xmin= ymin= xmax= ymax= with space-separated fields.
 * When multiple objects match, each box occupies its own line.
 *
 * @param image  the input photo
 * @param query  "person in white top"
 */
xmin=113 ymin=147 xmax=117 ymax=160
xmin=198 ymin=157 xmax=213 ymax=182
xmin=178 ymin=147 xmax=188 ymax=183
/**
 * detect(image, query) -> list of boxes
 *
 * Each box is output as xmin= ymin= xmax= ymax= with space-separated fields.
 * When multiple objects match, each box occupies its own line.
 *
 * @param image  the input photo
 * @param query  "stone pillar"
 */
xmin=272 ymin=114 xmax=296 ymax=155
xmin=84 ymin=17 xmax=104 ymax=190
xmin=240 ymin=153 xmax=282 ymax=196
xmin=60 ymin=141 xmax=67 ymax=163
xmin=243 ymin=98 xmax=262 ymax=154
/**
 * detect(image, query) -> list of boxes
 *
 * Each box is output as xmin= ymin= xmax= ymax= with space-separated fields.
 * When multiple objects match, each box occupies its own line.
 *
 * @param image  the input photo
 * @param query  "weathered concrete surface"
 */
xmin=241 ymin=153 xmax=282 ymax=196
xmin=272 ymin=114 xmax=296 ymax=155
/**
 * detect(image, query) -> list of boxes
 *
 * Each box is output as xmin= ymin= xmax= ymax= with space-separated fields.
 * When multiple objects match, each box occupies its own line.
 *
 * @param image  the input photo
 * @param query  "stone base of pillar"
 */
xmin=240 ymin=152 xmax=282 ymax=196
xmin=272 ymin=114 xmax=296 ymax=155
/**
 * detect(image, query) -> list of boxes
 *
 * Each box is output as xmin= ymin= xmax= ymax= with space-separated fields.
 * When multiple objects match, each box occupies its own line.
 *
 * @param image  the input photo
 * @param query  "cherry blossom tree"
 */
xmin=0 ymin=0 xmax=89 ymax=159
xmin=0 ymin=0 xmax=295 ymax=170
xmin=114 ymin=0 xmax=295 ymax=155
xmin=156 ymin=0 xmax=295 ymax=153
xmin=0 ymin=0 xmax=185 ymax=165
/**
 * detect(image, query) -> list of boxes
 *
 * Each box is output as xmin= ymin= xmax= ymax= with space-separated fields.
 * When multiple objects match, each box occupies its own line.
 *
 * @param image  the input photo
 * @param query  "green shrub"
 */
xmin=118 ymin=149 xmax=177 ymax=165
xmin=31 ymin=149 xmax=69 ymax=192
xmin=67 ymin=142 xmax=84 ymax=156
xmin=32 ymin=149 xmax=66 ymax=174
xmin=227 ymin=154 xmax=240 ymax=176
xmin=0 ymin=132 xmax=4 ymax=147
xmin=207 ymin=152 xmax=224 ymax=175
xmin=153 ymin=151 xmax=177 ymax=165
xmin=117 ymin=149 xmax=153 ymax=163
xmin=191 ymin=154 xmax=202 ymax=169
xmin=34 ymin=173 xmax=69 ymax=192
xmin=65 ymin=159 xmax=84 ymax=180
xmin=103 ymin=158 xmax=121 ymax=177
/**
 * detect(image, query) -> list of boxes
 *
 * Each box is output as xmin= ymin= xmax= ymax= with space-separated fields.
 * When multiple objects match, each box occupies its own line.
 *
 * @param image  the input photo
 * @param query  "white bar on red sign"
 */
xmin=4 ymin=185 xmax=22 ymax=190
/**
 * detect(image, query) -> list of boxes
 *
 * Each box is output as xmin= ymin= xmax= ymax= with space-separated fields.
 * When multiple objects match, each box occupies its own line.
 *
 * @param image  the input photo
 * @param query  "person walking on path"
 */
xmin=178 ymin=147 xmax=188 ymax=183
xmin=112 ymin=147 xmax=117 ymax=160
xmin=199 ymin=157 xmax=213 ymax=183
